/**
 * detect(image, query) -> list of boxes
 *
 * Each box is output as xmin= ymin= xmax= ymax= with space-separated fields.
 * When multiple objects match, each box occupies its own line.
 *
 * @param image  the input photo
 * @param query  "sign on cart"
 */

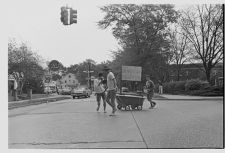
xmin=122 ymin=66 xmax=142 ymax=81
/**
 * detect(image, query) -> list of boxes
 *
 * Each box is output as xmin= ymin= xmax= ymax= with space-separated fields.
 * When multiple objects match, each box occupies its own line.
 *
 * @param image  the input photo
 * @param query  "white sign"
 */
xmin=122 ymin=66 xmax=142 ymax=81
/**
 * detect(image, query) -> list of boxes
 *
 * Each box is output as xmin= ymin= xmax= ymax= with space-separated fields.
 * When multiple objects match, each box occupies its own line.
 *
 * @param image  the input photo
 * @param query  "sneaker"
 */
xmin=109 ymin=113 xmax=115 ymax=116
xmin=96 ymin=106 xmax=100 ymax=111
xmin=149 ymin=103 xmax=156 ymax=109
xmin=113 ymin=108 xmax=117 ymax=114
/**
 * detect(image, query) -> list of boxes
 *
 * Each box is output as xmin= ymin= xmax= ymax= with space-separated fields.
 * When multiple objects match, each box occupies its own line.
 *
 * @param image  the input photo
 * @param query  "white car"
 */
xmin=71 ymin=87 xmax=92 ymax=99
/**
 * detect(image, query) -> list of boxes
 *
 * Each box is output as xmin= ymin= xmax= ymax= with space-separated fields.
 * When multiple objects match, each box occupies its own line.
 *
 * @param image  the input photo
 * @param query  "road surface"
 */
xmin=9 ymin=95 xmax=223 ymax=149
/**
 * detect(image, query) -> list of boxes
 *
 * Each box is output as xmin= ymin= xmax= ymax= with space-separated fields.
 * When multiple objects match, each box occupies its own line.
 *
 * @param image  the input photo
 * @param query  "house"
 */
xmin=58 ymin=73 xmax=79 ymax=89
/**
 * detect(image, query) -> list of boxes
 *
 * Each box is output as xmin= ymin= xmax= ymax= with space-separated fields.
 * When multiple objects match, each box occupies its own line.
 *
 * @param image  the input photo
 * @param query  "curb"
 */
xmin=8 ymin=96 xmax=72 ymax=110
xmin=153 ymin=98 xmax=223 ymax=101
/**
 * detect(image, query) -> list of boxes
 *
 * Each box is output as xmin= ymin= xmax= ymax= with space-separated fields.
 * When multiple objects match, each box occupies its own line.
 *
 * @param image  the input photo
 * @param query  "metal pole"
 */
xmin=88 ymin=62 xmax=91 ymax=90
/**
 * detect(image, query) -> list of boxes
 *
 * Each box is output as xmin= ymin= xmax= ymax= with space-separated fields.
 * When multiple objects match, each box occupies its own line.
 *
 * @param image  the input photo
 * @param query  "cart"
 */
xmin=116 ymin=66 xmax=145 ymax=111
xmin=116 ymin=93 xmax=145 ymax=110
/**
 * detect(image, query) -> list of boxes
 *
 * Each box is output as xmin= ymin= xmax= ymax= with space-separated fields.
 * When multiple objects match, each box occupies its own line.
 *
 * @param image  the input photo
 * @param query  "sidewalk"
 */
xmin=8 ymin=94 xmax=71 ymax=110
xmin=157 ymin=94 xmax=223 ymax=101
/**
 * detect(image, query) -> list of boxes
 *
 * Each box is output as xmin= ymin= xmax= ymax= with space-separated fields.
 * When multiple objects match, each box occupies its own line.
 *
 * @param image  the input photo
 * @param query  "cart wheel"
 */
xmin=125 ymin=106 xmax=129 ymax=111
xmin=138 ymin=106 xmax=142 ymax=110
xmin=117 ymin=104 xmax=122 ymax=110
xmin=131 ymin=105 xmax=136 ymax=110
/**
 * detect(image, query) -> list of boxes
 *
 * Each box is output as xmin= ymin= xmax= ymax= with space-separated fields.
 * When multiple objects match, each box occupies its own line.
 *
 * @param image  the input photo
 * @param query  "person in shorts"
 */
xmin=94 ymin=73 xmax=106 ymax=113
xmin=145 ymin=75 xmax=156 ymax=109
xmin=103 ymin=66 xmax=117 ymax=116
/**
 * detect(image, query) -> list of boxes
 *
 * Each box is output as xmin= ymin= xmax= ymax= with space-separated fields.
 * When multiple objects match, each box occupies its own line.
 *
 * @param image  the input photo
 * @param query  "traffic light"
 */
xmin=70 ymin=8 xmax=77 ymax=24
xmin=60 ymin=7 xmax=69 ymax=25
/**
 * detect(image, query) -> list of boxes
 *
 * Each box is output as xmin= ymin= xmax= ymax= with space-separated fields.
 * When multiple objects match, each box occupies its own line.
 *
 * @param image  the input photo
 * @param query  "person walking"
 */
xmin=94 ymin=73 xmax=107 ymax=113
xmin=145 ymin=75 xmax=156 ymax=109
xmin=158 ymin=80 xmax=163 ymax=95
xmin=103 ymin=66 xmax=117 ymax=116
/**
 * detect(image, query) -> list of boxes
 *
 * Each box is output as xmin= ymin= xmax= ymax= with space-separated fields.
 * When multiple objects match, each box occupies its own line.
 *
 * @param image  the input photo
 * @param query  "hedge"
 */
xmin=185 ymin=79 xmax=209 ymax=91
xmin=163 ymin=79 xmax=210 ymax=94
xmin=163 ymin=81 xmax=186 ymax=93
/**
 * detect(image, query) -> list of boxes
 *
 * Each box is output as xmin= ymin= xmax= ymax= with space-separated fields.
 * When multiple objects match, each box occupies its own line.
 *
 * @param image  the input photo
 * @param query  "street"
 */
xmin=8 ymin=95 xmax=223 ymax=149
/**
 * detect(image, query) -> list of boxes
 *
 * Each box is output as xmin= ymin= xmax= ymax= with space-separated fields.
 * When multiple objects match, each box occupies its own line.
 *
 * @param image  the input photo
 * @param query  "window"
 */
xmin=69 ymin=75 xmax=71 ymax=78
xmin=65 ymin=80 xmax=67 ymax=83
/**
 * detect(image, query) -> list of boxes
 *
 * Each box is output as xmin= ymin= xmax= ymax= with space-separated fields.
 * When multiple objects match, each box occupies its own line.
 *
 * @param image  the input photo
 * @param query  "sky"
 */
xmin=6 ymin=0 xmax=223 ymax=68
xmin=7 ymin=0 xmax=121 ymax=67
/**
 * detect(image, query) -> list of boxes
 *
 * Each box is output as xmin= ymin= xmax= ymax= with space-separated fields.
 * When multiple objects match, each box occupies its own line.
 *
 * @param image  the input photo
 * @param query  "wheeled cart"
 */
xmin=116 ymin=94 xmax=145 ymax=110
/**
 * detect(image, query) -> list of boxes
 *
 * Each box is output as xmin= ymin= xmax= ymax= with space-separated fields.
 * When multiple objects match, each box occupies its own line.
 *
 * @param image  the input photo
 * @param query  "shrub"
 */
xmin=163 ymin=81 xmax=186 ymax=93
xmin=185 ymin=79 xmax=209 ymax=91
xmin=163 ymin=82 xmax=175 ymax=93
xmin=174 ymin=81 xmax=186 ymax=91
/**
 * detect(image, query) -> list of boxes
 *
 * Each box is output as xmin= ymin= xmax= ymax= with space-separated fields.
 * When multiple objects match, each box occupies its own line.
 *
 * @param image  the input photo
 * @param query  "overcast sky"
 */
xmin=7 ymin=0 xmax=223 ymax=67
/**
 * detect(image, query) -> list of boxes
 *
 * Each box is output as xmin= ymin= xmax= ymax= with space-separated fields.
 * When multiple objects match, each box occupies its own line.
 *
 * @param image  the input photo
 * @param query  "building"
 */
xmin=58 ymin=73 xmax=79 ymax=89
xmin=169 ymin=63 xmax=223 ymax=86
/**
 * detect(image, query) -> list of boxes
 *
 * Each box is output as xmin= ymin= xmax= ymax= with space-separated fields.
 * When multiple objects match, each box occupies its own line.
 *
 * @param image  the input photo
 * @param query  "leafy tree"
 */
xmin=66 ymin=64 xmax=79 ymax=74
xmin=74 ymin=59 xmax=97 ymax=85
xmin=8 ymin=38 xmax=45 ymax=94
xmin=98 ymin=4 xmax=179 ymax=83
xmin=51 ymin=73 xmax=62 ymax=81
xmin=180 ymin=4 xmax=223 ymax=83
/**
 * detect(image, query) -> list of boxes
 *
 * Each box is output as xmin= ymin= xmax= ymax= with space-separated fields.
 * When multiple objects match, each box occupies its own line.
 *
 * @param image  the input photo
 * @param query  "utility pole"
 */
xmin=83 ymin=63 xmax=94 ymax=89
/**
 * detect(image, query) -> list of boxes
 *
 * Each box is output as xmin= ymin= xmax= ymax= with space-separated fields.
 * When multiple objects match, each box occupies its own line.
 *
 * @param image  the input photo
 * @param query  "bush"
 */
xmin=174 ymin=81 xmax=186 ymax=91
xmin=185 ymin=79 xmax=209 ymax=91
xmin=163 ymin=81 xmax=186 ymax=93
xmin=189 ymin=86 xmax=224 ymax=96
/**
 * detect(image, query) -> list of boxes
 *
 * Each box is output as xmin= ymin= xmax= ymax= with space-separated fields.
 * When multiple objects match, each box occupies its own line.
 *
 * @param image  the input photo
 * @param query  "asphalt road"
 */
xmin=8 ymin=95 xmax=223 ymax=149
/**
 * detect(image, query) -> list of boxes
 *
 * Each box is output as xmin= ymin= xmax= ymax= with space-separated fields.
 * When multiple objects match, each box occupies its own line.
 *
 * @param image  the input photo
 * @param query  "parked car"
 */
xmin=44 ymin=87 xmax=52 ymax=94
xmin=122 ymin=87 xmax=129 ymax=92
xmin=60 ymin=88 xmax=71 ymax=95
xmin=71 ymin=87 xmax=92 ymax=99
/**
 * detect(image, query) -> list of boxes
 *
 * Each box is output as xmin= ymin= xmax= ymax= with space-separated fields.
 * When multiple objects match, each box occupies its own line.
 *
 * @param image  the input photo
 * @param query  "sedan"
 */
xmin=60 ymin=88 xmax=71 ymax=95
xmin=71 ymin=87 xmax=92 ymax=99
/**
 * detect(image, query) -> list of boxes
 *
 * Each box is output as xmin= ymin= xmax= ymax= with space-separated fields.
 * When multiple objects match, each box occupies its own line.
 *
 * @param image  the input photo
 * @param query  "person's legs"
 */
xmin=148 ymin=92 xmax=156 ymax=108
xmin=110 ymin=90 xmax=117 ymax=114
xmin=106 ymin=91 xmax=113 ymax=107
xmin=159 ymin=86 xmax=163 ymax=94
xmin=102 ymin=92 xmax=107 ymax=112
xmin=96 ymin=94 xmax=101 ymax=111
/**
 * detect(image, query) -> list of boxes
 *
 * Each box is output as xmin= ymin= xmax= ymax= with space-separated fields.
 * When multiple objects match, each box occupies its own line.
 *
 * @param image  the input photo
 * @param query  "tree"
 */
xmin=98 ymin=4 xmax=179 ymax=83
xmin=51 ymin=73 xmax=62 ymax=81
xmin=168 ymin=25 xmax=190 ymax=81
xmin=74 ymin=59 xmax=97 ymax=86
xmin=180 ymin=4 xmax=223 ymax=83
xmin=8 ymin=39 xmax=45 ymax=94
xmin=66 ymin=64 xmax=79 ymax=74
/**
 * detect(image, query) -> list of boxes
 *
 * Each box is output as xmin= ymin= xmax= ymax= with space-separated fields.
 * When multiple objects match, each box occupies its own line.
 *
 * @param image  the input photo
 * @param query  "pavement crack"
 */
xmin=131 ymin=111 xmax=148 ymax=148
